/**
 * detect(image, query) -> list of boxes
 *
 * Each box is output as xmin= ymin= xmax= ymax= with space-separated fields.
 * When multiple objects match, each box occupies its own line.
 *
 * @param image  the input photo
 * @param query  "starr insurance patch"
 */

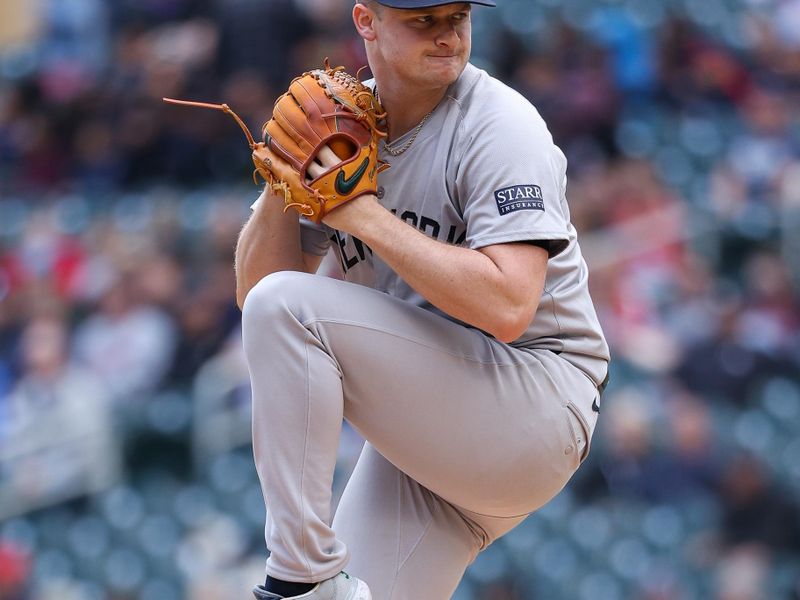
xmin=494 ymin=184 xmax=545 ymax=216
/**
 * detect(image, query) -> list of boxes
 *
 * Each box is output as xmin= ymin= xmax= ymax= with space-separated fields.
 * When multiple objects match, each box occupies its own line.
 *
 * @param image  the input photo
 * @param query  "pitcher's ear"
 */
xmin=353 ymin=4 xmax=378 ymax=41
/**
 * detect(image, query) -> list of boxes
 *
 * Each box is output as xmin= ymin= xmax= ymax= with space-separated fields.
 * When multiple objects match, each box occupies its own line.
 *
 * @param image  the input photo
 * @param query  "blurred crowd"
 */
xmin=1 ymin=0 xmax=800 ymax=599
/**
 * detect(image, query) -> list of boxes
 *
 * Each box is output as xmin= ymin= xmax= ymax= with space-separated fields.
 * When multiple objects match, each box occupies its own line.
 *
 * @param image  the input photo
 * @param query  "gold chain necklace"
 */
xmin=376 ymin=91 xmax=433 ymax=157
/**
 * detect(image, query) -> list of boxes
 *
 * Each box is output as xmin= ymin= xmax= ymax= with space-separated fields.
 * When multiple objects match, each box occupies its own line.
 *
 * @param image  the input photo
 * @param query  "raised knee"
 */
xmin=241 ymin=270 xmax=314 ymax=326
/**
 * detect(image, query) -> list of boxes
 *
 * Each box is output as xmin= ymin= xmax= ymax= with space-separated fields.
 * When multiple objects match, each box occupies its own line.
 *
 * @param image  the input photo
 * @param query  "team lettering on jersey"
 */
xmin=494 ymin=184 xmax=545 ymax=215
xmin=332 ymin=209 xmax=467 ymax=274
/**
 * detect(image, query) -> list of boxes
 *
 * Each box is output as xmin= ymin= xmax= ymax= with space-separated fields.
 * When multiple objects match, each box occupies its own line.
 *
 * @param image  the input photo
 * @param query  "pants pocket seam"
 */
xmin=566 ymin=401 xmax=591 ymax=464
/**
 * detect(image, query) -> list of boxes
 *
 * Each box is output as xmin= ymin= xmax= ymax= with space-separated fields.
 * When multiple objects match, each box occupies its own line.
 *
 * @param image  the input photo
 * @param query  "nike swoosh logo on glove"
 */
xmin=334 ymin=157 xmax=370 ymax=195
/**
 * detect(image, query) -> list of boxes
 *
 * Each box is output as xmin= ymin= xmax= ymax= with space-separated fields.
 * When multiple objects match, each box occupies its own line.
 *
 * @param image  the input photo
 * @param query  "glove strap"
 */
xmin=163 ymin=97 xmax=258 ymax=149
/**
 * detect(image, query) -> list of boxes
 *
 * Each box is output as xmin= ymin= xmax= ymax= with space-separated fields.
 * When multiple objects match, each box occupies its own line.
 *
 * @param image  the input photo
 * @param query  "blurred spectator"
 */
xmin=215 ymin=0 xmax=312 ymax=88
xmin=11 ymin=212 xmax=85 ymax=301
xmin=2 ymin=315 xmax=118 ymax=516
xmin=651 ymin=389 xmax=723 ymax=498
xmin=709 ymin=87 xmax=797 ymax=236
xmin=40 ymin=0 xmax=110 ymax=73
xmin=589 ymin=384 xmax=723 ymax=502
xmin=734 ymin=250 xmax=800 ymax=355
xmin=718 ymin=455 xmax=800 ymax=552
xmin=507 ymin=24 xmax=620 ymax=160
xmin=657 ymin=18 xmax=752 ymax=108
xmin=676 ymin=299 xmax=770 ymax=406
xmin=168 ymin=267 xmax=237 ymax=385
xmin=593 ymin=385 xmax=660 ymax=499
xmin=589 ymin=6 xmax=659 ymax=97
xmin=72 ymin=271 xmax=177 ymax=402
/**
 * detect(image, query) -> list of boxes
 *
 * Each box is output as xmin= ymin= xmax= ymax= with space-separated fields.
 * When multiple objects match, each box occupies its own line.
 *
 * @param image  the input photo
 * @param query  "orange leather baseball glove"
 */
xmin=164 ymin=61 xmax=388 ymax=223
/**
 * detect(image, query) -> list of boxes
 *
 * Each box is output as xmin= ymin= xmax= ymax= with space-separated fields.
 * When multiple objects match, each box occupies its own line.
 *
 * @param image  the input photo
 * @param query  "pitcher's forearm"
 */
xmin=331 ymin=198 xmax=547 ymax=342
xmin=235 ymin=192 xmax=307 ymax=309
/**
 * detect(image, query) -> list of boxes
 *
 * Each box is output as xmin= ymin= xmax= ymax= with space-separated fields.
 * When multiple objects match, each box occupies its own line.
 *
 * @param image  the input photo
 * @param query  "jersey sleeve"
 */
xmin=299 ymin=219 xmax=333 ymax=256
xmin=452 ymin=92 xmax=572 ymax=258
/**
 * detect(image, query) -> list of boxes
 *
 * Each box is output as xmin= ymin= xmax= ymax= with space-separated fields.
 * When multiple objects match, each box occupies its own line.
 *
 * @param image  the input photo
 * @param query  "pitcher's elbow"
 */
xmin=492 ymin=306 xmax=537 ymax=344
xmin=493 ymin=325 xmax=525 ymax=345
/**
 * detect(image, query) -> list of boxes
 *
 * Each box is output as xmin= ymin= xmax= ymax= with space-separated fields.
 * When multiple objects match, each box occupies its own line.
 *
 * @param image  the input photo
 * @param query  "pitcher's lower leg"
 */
xmin=242 ymin=273 xmax=349 ymax=582
xmin=333 ymin=445 xmax=481 ymax=600
xmin=333 ymin=445 xmax=530 ymax=600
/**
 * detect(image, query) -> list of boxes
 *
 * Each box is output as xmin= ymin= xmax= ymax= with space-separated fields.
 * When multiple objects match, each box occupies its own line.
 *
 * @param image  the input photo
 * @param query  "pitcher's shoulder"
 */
xmin=448 ymin=64 xmax=548 ymax=131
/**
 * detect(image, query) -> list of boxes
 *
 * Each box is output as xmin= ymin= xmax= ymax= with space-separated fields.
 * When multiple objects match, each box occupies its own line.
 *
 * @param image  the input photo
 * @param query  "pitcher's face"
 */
xmin=361 ymin=3 xmax=472 ymax=92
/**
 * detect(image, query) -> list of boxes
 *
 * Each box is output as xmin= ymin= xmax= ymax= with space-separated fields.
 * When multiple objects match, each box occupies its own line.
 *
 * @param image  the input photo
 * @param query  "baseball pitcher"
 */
xmin=213 ymin=1 xmax=609 ymax=598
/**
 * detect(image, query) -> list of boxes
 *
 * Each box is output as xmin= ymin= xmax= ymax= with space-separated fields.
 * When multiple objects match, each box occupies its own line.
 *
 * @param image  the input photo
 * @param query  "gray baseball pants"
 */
xmin=241 ymin=271 xmax=599 ymax=600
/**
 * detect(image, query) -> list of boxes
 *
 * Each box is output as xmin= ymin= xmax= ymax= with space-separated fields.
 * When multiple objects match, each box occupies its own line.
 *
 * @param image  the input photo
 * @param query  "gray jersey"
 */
xmin=299 ymin=63 xmax=609 ymax=386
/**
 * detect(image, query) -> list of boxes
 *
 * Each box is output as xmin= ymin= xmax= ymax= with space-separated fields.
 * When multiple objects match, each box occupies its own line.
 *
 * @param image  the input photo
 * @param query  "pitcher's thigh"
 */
xmin=248 ymin=272 xmax=584 ymax=516
xmin=317 ymin=317 xmax=580 ymax=516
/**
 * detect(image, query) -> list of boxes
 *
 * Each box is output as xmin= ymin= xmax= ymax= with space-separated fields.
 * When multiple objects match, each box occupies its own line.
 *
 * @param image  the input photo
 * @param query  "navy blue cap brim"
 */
xmin=376 ymin=0 xmax=496 ymax=7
